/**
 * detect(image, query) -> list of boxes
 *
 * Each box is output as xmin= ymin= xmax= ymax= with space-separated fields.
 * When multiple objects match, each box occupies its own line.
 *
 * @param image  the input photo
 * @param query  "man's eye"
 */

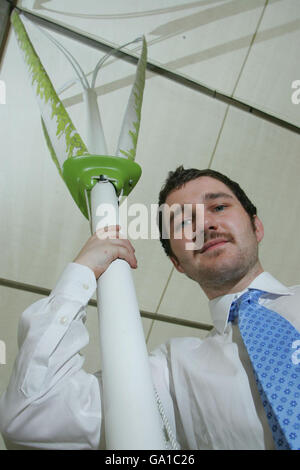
xmin=173 ymin=218 xmax=192 ymax=232
xmin=214 ymin=205 xmax=226 ymax=212
xmin=181 ymin=219 xmax=192 ymax=226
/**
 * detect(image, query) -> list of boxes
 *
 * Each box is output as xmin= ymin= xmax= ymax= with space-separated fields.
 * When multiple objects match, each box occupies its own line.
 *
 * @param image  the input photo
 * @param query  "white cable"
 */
xmin=91 ymin=37 xmax=143 ymax=89
xmin=56 ymin=77 xmax=82 ymax=95
xmin=154 ymin=388 xmax=180 ymax=450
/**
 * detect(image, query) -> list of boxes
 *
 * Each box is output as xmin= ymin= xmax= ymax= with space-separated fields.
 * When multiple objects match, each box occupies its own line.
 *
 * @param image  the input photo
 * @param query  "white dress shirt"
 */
xmin=0 ymin=263 xmax=299 ymax=450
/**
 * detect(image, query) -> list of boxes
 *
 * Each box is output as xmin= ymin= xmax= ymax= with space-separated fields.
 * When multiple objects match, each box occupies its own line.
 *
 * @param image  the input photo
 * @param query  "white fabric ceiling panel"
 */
xmin=19 ymin=0 xmax=270 ymax=96
xmin=234 ymin=0 xmax=300 ymax=126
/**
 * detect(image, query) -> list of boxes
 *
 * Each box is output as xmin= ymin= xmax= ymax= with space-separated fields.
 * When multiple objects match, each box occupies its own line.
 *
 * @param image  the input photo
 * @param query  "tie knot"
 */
xmin=228 ymin=289 xmax=265 ymax=323
xmin=228 ymin=300 xmax=239 ymax=323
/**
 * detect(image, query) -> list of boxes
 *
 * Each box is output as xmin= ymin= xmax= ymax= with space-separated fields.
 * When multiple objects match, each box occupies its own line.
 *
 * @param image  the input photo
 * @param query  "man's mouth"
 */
xmin=200 ymin=238 xmax=230 ymax=254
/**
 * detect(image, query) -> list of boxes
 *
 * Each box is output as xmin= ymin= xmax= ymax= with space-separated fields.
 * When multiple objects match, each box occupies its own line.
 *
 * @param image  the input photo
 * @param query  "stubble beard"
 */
xmin=187 ymin=240 xmax=260 ymax=291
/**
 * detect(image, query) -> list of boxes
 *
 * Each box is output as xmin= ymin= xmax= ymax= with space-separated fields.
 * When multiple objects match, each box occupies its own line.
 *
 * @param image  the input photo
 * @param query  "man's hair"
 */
xmin=158 ymin=166 xmax=257 ymax=258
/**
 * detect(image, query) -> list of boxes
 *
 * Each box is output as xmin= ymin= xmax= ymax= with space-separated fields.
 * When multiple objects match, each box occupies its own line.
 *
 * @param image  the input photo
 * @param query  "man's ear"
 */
xmin=170 ymin=255 xmax=185 ymax=274
xmin=253 ymin=215 xmax=264 ymax=243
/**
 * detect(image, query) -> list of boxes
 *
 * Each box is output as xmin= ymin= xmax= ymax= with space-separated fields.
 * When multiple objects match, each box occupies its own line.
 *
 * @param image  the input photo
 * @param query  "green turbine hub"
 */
xmin=62 ymin=155 xmax=142 ymax=219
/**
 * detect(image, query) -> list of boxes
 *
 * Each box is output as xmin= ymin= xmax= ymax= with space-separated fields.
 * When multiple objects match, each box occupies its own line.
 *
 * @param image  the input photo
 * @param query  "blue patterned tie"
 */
xmin=229 ymin=289 xmax=300 ymax=450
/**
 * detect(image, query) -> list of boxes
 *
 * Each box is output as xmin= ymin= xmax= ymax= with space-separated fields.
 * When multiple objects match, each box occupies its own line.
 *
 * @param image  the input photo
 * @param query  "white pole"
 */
xmin=90 ymin=180 xmax=165 ymax=449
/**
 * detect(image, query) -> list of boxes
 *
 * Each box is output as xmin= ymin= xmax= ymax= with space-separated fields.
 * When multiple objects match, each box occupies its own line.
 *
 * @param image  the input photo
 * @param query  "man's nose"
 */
xmin=204 ymin=212 xmax=218 ymax=232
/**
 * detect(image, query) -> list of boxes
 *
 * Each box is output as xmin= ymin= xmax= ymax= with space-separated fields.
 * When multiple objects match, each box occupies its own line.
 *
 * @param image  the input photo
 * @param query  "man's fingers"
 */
xmin=112 ymin=239 xmax=137 ymax=267
xmin=74 ymin=226 xmax=137 ymax=279
xmin=94 ymin=227 xmax=135 ymax=252
xmin=112 ymin=245 xmax=138 ymax=269
xmin=95 ymin=225 xmax=121 ymax=240
xmin=94 ymin=233 xmax=137 ymax=267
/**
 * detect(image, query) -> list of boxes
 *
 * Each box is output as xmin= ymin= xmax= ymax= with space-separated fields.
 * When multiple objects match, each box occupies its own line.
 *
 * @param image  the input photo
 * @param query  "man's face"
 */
xmin=165 ymin=176 xmax=264 ymax=289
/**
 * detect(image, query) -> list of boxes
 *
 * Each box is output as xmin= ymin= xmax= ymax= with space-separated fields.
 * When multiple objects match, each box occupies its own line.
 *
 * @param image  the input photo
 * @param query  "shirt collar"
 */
xmin=208 ymin=272 xmax=293 ymax=334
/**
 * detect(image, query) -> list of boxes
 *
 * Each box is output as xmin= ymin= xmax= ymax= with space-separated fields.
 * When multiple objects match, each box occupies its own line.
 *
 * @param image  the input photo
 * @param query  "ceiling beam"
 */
xmin=0 ymin=276 xmax=213 ymax=332
xmin=0 ymin=0 xmax=17 ymax=66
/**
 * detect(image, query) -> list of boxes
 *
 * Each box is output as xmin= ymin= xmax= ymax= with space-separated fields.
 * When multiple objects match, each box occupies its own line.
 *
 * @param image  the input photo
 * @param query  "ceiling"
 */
xmin=0 ymin=0 xmax=300 ymax=449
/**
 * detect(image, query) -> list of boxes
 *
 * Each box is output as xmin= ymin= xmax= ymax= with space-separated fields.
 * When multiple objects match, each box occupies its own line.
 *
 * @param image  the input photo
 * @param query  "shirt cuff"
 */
xmin=51 ymin=263 xmax=97 ymax=305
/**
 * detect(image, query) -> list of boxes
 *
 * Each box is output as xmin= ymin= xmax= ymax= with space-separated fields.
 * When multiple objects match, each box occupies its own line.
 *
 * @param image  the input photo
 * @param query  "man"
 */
xmin=0 ymin=166 xmax=299 ymax=449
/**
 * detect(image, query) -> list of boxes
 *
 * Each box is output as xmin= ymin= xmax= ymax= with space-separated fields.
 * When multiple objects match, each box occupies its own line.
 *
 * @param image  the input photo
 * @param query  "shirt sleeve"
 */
xmin=0 ymin=263 xmax=105 ymax=450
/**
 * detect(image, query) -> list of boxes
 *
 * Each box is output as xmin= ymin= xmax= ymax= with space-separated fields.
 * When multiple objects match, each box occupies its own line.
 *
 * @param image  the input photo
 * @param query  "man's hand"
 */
xmin=74 ymin=225 xmax=137 ymax=279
